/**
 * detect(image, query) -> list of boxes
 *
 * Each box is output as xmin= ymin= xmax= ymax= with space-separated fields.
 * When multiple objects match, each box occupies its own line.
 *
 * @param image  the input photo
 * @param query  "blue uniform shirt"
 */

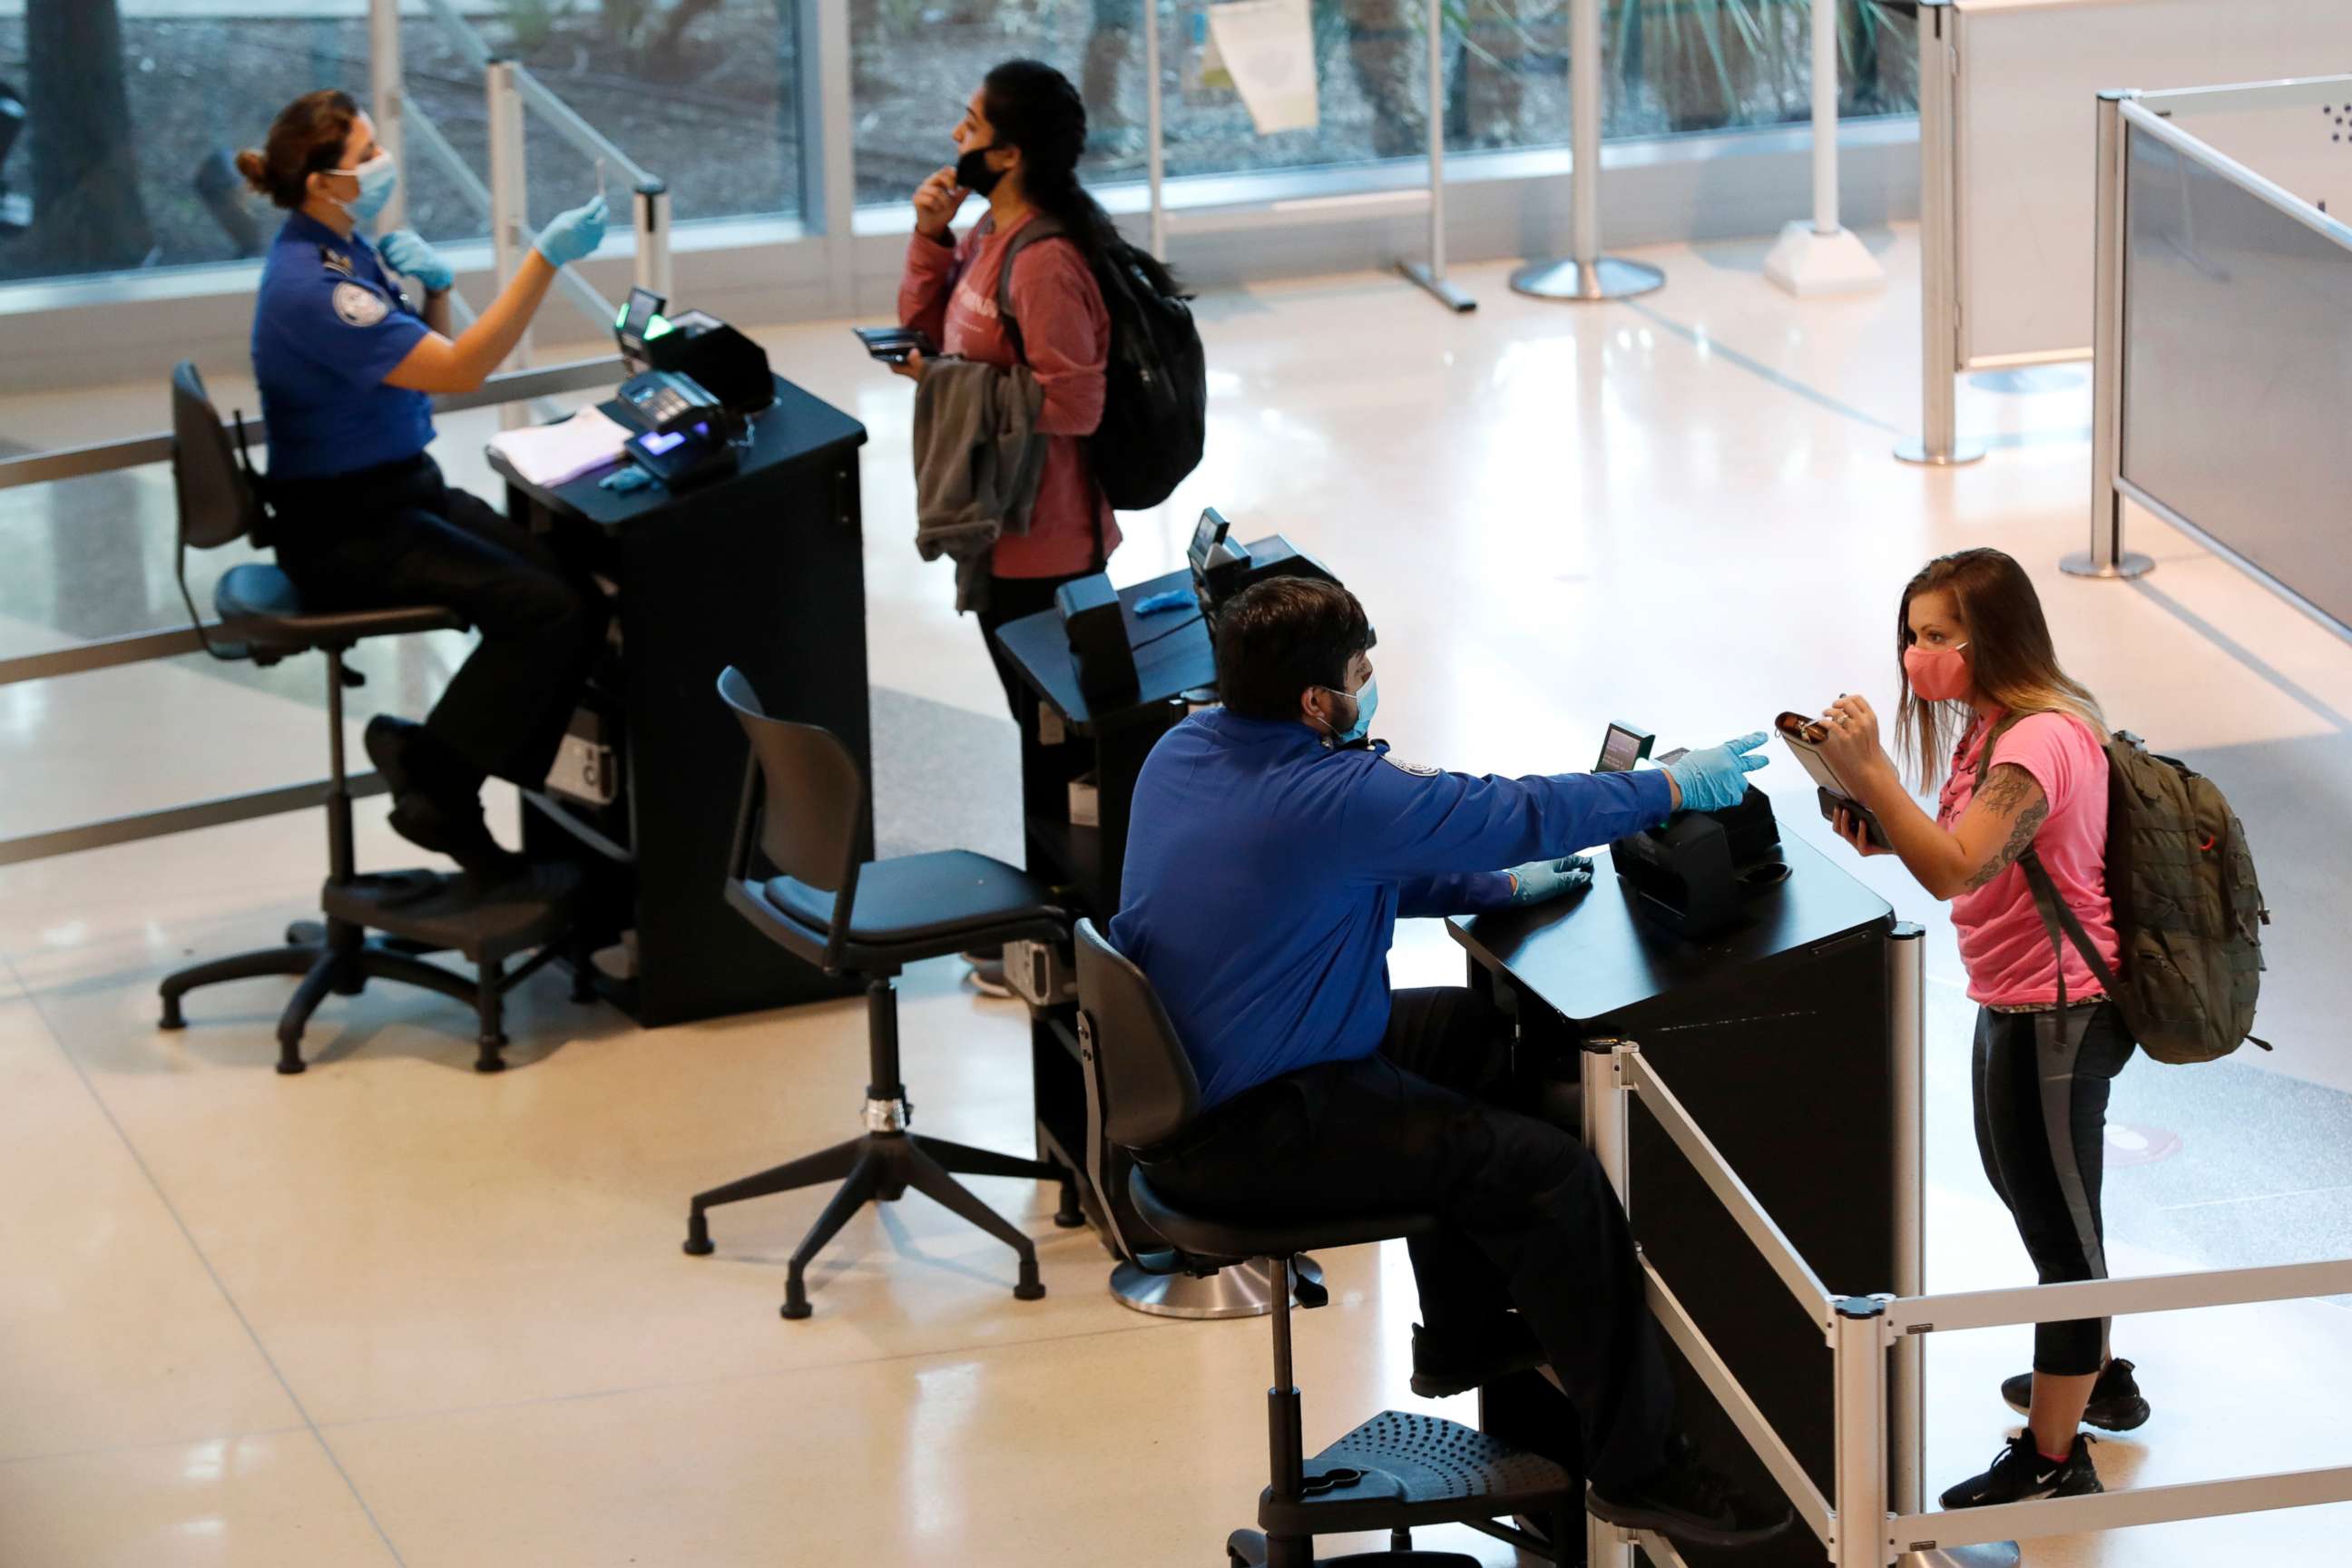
xmin=252 ymin=212 xmax=434 ymax=483
xmin=1109 ymin=709 xmax=1675 ymax=1112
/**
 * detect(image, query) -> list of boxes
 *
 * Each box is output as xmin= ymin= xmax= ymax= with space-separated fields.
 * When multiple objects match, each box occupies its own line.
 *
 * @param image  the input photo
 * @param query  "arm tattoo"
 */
xmin=1963 ymin=765 xmax=2048 ymax=891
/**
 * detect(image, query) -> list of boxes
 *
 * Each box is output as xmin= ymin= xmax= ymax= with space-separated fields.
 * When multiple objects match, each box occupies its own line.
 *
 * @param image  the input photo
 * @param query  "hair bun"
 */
xmin=234 ymin=148 xmax=271 ymax=196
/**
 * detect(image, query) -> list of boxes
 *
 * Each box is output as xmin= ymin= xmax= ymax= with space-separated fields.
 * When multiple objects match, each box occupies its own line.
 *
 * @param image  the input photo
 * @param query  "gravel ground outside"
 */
xmin=0 ymin=1 xmax=1912 ymax=286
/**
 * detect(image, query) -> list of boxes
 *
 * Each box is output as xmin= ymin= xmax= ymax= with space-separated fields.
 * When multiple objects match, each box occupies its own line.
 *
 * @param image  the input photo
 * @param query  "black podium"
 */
xmin=1452 ymin=832 xmax=1906 ymax=1568
xmin=989 ymin=561 xmax=1223 ymax=1236
xmin=491 ymin=375 xmax=870 ymax=1027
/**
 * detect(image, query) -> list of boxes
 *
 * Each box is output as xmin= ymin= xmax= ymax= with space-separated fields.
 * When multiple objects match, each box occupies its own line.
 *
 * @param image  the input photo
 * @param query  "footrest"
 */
xmin=321 ymin=862 xmax=583 ymax=965
xmin=1258 ymin=1410 xmax=1575 ymax=1537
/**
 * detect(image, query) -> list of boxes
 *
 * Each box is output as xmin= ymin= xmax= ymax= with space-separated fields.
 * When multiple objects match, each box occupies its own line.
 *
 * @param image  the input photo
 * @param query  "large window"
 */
xmin=848 ymin=0 xmax=1915 ymax=205
xmin=0 ymin=1 xmax=801 ymax=291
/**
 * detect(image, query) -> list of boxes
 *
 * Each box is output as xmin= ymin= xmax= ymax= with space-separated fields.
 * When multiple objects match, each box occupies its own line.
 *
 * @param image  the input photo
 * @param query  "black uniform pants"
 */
xmin=1973 ymin=999 xmax=2134 ymax=1376
xmin=1142 ymin=986 xmax=1675 ymax=1490
xmin=270 ymin=454 xmax=606 ymax=789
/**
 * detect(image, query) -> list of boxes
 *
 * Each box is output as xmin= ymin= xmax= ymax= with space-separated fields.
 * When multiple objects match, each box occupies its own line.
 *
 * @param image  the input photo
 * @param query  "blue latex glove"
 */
xmin=377 ymin=229 xmax=453 ymax=294
xmin=1506 ymin=855 xmax=1594 ymax=906
xmin=1664 ymin=731 xmax=1771 ymax=814
xmin=534 ymin=194 xmax=609 ymax=268
xmin=1134 ymin=588 xmax=1193 ymax=616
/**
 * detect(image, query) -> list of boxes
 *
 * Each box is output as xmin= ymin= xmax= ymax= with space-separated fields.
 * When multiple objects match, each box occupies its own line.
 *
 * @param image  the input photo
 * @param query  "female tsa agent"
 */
xmin=1815 ymin=548 xmax=2147 ymax=1512
xmin=239 ymin=89 xmax=610 ymax=877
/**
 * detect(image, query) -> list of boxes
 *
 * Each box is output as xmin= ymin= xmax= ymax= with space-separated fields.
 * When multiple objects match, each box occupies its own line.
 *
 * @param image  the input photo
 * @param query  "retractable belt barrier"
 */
xmin=1574 ymin=1037 xmax=2352 ymax=1568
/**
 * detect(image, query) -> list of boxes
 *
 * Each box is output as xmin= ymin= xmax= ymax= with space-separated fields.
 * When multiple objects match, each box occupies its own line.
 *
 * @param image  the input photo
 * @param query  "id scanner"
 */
xmin=1187 ymin=507 xmax=1337 ymax=620
xmin=1608 ymin=774 xmax=1786 ymax=940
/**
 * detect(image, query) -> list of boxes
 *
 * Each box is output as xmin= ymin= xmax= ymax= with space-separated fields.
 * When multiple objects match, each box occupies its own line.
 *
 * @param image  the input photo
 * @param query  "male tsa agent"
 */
xmin=240 ymin=89 xmax=610 ymax=877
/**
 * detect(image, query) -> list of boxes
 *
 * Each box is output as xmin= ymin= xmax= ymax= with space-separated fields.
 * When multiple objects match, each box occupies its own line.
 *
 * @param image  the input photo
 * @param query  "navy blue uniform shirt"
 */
xmin=1109 ymin=709 xmax=1675 ymax=1111
xmin=252 ymin=212 xmax=434 ymax=483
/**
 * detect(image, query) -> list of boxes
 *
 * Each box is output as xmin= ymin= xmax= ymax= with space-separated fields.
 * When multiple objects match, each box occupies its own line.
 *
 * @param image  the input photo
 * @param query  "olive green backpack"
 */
xmin=1987 ymin=720 xmax=2269 ymax=1064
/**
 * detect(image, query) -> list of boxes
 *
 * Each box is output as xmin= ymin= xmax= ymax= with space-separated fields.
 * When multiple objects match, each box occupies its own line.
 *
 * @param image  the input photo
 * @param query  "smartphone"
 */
xmin=1823 ymin=789 xmax=1893 ymax=851
xmin=854 ymin=326 xmax=938 ymax=365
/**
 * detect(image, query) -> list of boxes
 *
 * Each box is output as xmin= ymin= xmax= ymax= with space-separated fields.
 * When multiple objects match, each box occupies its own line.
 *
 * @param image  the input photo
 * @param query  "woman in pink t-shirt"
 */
xmin=895 ymin=59 xmax=1152 ymax=717
xmin=1815 ymin=549 xmax=2145 ymax=1513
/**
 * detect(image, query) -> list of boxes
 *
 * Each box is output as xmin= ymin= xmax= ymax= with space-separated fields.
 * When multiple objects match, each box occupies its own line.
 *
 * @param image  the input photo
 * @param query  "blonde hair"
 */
xmin=1894 ymin=549 xmax=2104 ymax=789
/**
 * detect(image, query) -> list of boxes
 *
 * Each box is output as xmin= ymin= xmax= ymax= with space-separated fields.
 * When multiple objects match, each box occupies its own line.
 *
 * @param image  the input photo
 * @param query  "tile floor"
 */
xmin=3 ymin=226 xmax=2349 ymax=1565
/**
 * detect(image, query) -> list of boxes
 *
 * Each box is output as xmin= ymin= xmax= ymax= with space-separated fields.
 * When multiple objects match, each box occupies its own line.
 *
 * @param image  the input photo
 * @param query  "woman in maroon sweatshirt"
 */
xmin=896 ymin=59 xmax=1124 ymax=716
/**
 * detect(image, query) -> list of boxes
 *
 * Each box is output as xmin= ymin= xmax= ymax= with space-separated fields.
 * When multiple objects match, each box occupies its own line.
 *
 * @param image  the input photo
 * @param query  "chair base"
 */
xmin=1226 ymin=1530 xmax=1481 ymax=1568
xmin=160 ymin=927 xmax=504 ymax=1073
xmin=1110 ymin=1255 xmax=1325 ymax=1320
xmin=683 ymin=1127 xmax=1079 ymax=1320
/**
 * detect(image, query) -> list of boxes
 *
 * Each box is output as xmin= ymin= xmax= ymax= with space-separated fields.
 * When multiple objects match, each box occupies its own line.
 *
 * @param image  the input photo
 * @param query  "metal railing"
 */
xmin=0 ymin=356 xmax=622 ymax=870
xmin=1573 ymin=1031 xmax=2352 ymax=1568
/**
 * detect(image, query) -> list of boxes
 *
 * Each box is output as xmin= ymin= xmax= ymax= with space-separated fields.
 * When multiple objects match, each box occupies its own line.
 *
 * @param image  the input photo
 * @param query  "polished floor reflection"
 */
xmin=4 ymin=227 xmax=2349 ymax=1565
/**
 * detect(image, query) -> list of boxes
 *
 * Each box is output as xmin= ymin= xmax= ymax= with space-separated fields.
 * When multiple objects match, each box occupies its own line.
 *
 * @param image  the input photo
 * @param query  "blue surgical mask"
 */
xmin=1318 ymin=675 xmax=1378 ymax=746
xmin=329 ymin=152 xmax=397 ymax=226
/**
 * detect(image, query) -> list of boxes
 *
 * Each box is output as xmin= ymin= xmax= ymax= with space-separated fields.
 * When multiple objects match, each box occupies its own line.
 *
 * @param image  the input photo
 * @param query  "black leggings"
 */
xmin=1972 ymin=1000 xmax=2135 ymax=1376
xmin=1144 ymin=987 xmax=1674 ymax=1490
xmin=975 ymin=570 xmax=1088 ymax=721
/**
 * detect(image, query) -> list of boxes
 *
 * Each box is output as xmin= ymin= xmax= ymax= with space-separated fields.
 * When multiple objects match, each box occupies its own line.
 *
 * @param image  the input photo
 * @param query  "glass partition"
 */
xmin=847 ymin=0 xmax=1916 ymax=207
xmin=0 ymin=2 xmax=800 ymax=293
xmin=2119 ymin=115 xmax=2352 ymax=630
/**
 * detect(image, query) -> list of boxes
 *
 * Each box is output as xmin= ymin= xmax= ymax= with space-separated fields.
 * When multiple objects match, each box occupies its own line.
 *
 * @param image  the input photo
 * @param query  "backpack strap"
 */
xmin=991 ymin=215 xmax=1108 ymax=571
xmin=1985 ymin=712 xmax=2127 ymax=1014
xmin=992 ymin=215 xmax=1068 ymax=371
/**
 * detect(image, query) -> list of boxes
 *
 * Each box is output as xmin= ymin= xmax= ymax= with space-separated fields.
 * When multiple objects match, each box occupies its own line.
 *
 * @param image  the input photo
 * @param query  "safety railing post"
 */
xmin=1581 ymin=1038 xmax=1637 ymax=1568
xmin=1888 ymin=924 xmax=1925 ymax=1524
xmin=1143 ymin=0 xmax=1166 ymax=260
xmin=2064 ymin=90 xmax=2154 ymax=579
xmin=1834 ymin=1297 xmax=1893 ymax=1568
xmin=369 ymin=0 xmax=407 ymax=233
xmin=1510 ymin=0 xmax=1664 ymax=301
xmin=634 ymin=181 xmax=672 ymax=302
xmin=1765 ymin=0 xmax=1886 ymax=295
xmin=1397 ymin=0 xmax=1475 ymax=312
xmin=1896 ymin=0 xmax=1983 ymax=466
xmin=485 ymin=60 xmax=533 ymax=430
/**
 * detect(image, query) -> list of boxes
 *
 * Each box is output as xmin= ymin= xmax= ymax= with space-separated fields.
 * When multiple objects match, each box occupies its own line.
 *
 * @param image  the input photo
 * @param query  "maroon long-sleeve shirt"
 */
xmin=899 ymin=209 xmax=1121 ymax=580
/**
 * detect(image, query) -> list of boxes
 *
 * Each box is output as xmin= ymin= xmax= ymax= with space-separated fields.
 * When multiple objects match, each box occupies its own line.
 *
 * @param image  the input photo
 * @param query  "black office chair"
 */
xmin=154 ymin=362 xmax=588 ymax=1073
xmin=683 ymin=668 xmax=1083 ymax=1318
xmin=1073 ymin=919 xmax=1576 ymax=1568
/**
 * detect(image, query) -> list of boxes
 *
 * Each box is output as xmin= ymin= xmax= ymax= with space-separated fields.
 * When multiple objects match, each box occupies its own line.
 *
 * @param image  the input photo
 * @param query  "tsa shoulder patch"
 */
xmin=1380 ymin=752 xmax=1442 ymax=779
xmin=330 ymin=281 xmax=390 ymax=328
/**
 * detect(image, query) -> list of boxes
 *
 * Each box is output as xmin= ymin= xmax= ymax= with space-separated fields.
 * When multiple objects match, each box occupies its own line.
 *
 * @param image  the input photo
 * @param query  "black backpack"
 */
xmin=995 ymin=219 xmax=1207 ymax=513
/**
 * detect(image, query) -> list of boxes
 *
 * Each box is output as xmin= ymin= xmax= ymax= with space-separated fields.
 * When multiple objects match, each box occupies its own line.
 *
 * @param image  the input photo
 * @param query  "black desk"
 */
xmin=1452 ymin=832 xmax=1902 ymax=1568
xmin=491 ymin=375 xmax=870 ymax=1026
xmin=991 ymin=559 xmax=1224 ymax=1234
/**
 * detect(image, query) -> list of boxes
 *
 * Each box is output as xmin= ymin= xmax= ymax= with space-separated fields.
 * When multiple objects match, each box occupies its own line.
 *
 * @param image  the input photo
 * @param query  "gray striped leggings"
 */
xmin=1972 ymin=999 xmax=2136 ymax=1376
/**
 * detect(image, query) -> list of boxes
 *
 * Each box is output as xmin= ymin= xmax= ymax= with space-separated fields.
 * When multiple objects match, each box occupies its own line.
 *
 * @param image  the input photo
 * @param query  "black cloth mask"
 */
xmin=955 ymin=144 xmax=1006 ymax=197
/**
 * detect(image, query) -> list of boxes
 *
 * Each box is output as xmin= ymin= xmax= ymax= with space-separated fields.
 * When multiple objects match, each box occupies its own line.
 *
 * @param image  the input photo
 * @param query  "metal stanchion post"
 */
xmin=485 ymin=61 xmax=533 ymax=429
xmin=2064 ymin=90 xmax=2154 ymax=580
xmin=1144 ymin=0 xmax=1166 ymax=260
xmin=633 ymin=181 xmax=672 ymax=301
xmin=1397 ymin=0 xmax=1475 ymax=312
xmin=1834 ymin=1298 xmax=1894 ymax=1568
xmin=1510 ymin=0 xmax=1663 ymax=301
xmin=1581 ymin=1038 xmax=1637 ymax=1568
xmin=369 ymin=0 xmax=407 ymax=233
xmin=1765 ymin=0 xmax=1886 ymax=295
xmin=1895 ymin=0 xmax=1984 ymax=466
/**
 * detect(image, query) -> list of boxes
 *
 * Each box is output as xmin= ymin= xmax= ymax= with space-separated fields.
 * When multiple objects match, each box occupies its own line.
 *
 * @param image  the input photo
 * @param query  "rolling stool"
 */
xmin=1073 ymin=919 xmax=1576 ymax=1567
xmin=682 ymin=668 xmax=1083 ymax=1318
xmin=152 ymin=362 xmax=589 ymax=1073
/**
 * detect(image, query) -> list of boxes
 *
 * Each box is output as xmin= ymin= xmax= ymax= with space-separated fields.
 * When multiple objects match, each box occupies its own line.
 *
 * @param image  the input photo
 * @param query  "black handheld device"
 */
xmin=1595 ymin=722 xmax=1654 ymax=773
xmin=854 ymin=326 xmax=939 ymax=365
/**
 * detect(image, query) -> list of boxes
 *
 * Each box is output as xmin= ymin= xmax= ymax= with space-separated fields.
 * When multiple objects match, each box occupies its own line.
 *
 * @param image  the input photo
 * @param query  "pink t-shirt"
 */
xmin=897 ymin=211 xmax=1122 ymax=581
xmin=1939 ymin=710 xmax=2122 ymax=1008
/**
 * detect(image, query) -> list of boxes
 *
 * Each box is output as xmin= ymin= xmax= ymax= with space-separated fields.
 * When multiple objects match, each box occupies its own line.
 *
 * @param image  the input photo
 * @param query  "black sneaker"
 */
xmin=365 ymin=719 xmax=523 ymax=878
xmin=1940 ymin=1432 xmax=2102 ymax=1510
xmin=2002 ymin=1358 xmax=2150 ymax=1433
xmin=1587 ymin=1436 xmax=1795 ymax=1548
xmin=1408 ymin=1314 xmax=1546 ymax=1398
